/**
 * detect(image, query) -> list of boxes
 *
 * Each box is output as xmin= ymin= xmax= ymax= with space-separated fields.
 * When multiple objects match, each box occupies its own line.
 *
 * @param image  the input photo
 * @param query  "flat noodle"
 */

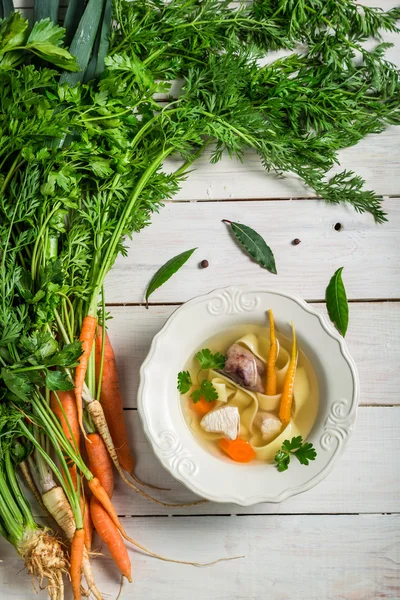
xmin=184 ymin=328 xmax=318 ymax=464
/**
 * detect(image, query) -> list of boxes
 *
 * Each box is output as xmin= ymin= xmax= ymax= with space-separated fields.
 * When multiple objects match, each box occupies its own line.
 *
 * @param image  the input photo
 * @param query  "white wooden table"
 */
xmin=1 ymin=2 xmax=400 ymax=598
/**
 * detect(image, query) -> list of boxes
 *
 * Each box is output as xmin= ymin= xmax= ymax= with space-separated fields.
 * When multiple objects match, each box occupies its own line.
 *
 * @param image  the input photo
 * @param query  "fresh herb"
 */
xmin=222 ymin=220 xmax=277 ymax=274
xmin=326 ymin=267 xmax=349 ymax=337
xmin=145 ymin=248 xmax=197 ymax=306
xmin=274 ymin=436 xmax=317 ymax=472
xmin=195 ymin=349 xmax=226 ymax=371
xmin=177 ymin=370 xmax=192 ymax=395
xmin=191 ymin=379 xmax=219 ymax=404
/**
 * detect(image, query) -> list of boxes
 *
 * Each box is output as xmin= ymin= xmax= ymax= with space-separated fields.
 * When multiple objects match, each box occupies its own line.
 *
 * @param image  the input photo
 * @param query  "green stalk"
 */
xmin=88 ymin=146 xmax=174 ymax=316
xmin=0 ymin=472 xmax=23 ymax=543
xmin=95 ymin=286 xmax=106 ymax=401
xmin=4 ymin=449 xmax=36 ymax=530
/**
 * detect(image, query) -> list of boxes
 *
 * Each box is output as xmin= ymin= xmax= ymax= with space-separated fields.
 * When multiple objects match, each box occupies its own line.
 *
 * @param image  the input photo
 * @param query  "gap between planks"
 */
xmin=105 ymin=298 xmax=400 ymax=307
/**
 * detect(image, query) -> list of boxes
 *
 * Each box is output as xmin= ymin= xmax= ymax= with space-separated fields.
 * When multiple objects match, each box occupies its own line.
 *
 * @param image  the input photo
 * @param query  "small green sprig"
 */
xmin=177 ymin=370 xmax=192 ymax=394
xmin=274 ymin=436 xmax=317 ymax=472
xmin=190 ymin=379 xmax=219 ymax=403
xmin=195 ymin=349 xmax=226 ymax=371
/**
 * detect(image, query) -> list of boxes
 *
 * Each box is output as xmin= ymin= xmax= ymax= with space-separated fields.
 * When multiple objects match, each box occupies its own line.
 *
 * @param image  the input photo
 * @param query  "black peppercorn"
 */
xmin=292 ymin=238 xmax=301 ymax=245
xmin=200 ymin=259 xmax=209 ymax=268
xmin=334 ymin=222 xmax=343 ymax=231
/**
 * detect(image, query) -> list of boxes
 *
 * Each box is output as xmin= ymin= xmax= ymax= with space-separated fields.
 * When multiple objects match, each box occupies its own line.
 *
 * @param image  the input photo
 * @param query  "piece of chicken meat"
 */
xmin=223 ymin=343 xmax=265 ymax=392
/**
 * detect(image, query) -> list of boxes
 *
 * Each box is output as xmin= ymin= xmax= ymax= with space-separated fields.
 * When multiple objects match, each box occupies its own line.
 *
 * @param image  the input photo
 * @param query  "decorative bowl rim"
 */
xmin=138 ymin=286 xmax=359 ymax=505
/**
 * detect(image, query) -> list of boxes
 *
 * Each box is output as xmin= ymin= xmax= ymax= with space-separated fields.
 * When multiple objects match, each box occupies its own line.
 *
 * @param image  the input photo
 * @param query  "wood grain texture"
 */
xmin=22 ymin=407 xmax=400 ymax=517
xmin=110 ymin=407 xmax=400 ymax=516
xmin=105 ymin=198 xmax=400 ymax=303
xmin=105 ymin=302 xmax=400 ymax=408
xmin=166 ymin=127 xmax=400 ymax=200
xmin=1 ymin=514 xmax=398 ymax=600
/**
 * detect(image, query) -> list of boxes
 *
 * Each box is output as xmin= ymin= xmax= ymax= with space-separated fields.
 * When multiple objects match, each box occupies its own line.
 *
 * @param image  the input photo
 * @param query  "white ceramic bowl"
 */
xmin=138 ymin=287 xmax=359 ymax=505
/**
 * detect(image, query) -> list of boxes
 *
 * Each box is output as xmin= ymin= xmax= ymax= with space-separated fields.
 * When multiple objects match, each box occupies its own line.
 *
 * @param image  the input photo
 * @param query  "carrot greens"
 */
xmin=0 ymin=0 xmax=399 ymax=595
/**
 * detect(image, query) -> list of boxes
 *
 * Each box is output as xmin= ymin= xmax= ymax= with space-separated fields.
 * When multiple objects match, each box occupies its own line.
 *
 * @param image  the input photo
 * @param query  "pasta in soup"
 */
xmin=179 ymin=312 xmax=319 ymax=464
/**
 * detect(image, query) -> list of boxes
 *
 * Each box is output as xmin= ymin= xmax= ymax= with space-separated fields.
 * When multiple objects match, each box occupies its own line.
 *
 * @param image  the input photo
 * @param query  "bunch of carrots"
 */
xmin=1 ymin=0 xmax=398 ymax=596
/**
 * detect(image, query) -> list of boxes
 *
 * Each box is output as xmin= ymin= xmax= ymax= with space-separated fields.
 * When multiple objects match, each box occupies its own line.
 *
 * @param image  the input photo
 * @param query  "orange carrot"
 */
xmin=191 ymin=397 xmax=216 ymax=417
xmin=90 ymin=497 xmax=132 ymax=582
xmin=82 ymin=497 xmax=93 ymax=553
xmin=50 ymin=391 xmax=80 ymax=489
xmin=75 ymin=315 xmax=97 ymax=437
xmin=88 ymin=477 xmax=122 ymax=533
xmin=85 ymin=432 xmax=114 ymax=498
xmin=95 ymin=328 xmax=135 ymax=474
xmin=266 ymin=309 xmax=278 ymax=396
xmin=218 ymin=438 xmax=256 ymax=463
xmin=70 ymin=528 xmax=85 ymax=600
xmin=279 ymin=322 xmax=297 ymax=425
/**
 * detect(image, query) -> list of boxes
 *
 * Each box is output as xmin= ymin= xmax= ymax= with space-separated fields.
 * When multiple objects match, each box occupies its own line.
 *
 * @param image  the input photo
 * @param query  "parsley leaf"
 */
xmin=274 ymin=437 xmax=317 ymax=472
xmin=195 ymin=349 xmax=226 ymax=371
xmin=177 ymin=370 xmax=192 ymax=394
xmin=190 ymin=380 xmax=219 ymax=403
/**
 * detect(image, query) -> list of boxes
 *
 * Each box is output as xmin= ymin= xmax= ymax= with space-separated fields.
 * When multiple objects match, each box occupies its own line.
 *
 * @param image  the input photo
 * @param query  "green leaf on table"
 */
xmin=177 ymin=370 xmax=192 ymax=394
xmin=326 ymin=267 xmax=349 ymax=337
xmin=145 ymin=248 xmax=197 ymax=306
xmin=1 ymin=369 xmax=33 ymax=402
xmin=191 ymin=379 xmax=219 ymax=403
xmin=223 ymin=220 xmax=277 ymax=274
xmin=195 ymin=349 xmax=226 ymax=371
xmin=45 ymin=370 xmax=74 ymax=391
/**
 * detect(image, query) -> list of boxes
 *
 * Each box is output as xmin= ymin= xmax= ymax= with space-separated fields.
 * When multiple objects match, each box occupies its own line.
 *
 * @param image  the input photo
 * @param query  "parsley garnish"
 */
xmin=190 ymin=379 xmax=219 ymax=403
xmin=195 ymin=349 xmax=226 ymax=371
xmin=274 ymin=436 xmax=317 ymax=472
xmin=177 ymin=370 xmax=192 ymax=394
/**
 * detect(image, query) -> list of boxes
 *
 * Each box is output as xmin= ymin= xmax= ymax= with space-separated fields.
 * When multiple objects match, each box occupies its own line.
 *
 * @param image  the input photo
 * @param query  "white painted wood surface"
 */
xmin=2 ymin=1 xmax=400 ymax=599
xmin=107 ymin=198 xmax=400 ymax=302
xmin=1 ymin=515 xmax=399 ymax=599
xmin=105 ymin=303 xmax=400 ymax=407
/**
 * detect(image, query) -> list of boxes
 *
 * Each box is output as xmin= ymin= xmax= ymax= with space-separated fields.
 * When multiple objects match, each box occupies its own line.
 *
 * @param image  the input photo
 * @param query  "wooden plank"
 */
xmin=105 ymin=198 xmax=400 ymax=302
xmin=106 ymin=303 xmax=400 ymax=408
xmin=112 ymin=408 xmax=400 ymax=515
xmin=1 ymin=514 xmax=398 ymax=599
xmin=166 ymin=128 xmax=400 ymax=200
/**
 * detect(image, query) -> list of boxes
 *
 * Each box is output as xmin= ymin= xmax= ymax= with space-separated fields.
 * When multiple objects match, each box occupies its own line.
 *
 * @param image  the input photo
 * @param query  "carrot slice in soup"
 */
xmin=191 ymin=397 xmax=216 ymax=417
xmin=218 ymin=438 xmax=256 ymax=463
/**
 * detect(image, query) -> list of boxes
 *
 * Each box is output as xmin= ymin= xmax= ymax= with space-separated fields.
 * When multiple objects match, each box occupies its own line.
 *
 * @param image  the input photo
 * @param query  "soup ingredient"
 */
xmin=326 ymin=267 xmax=349 ymax=337
xmin=191 ymin=380 xmax=219 ymax=403
xmin=200 ymin=260 xmax=209 ymax=268
xmin=191 ymin=397 xmax=217 ymax=417
xmin=254 ymin=412 xmax=282 ymax=442
xmin=266 ymin=309 xmax=278 ymax=396
xmin=292 ymin=239 xmax=301 ymax=245
xmin=218 ymin=438 xmax=256 ymax=463
xmin=279 ymin=323 xmax=298 ymax=425
xmin=91 ymin=499 xmax=132 ymax=581
xmin=95 ymin=328 xmax=136 ymax=477
xmin=222 ymin=220 xmax=277 ymax=274
xmin=145 ymin=248 xmax=197 ymax=306
xmin=75 ymin=315 xmax=98 ymax=438
xmin=177 ymin=370 xmax=192 ymax=394
xmin=201 ymin=406 xmax=240 ymax=441
xmin=50 ymin=390 xmax=80 ymax=488
xmin=224 ymin=344 xmax=264 ymax=392
xmin=274 ymin=436 xmax=317 ymax=472
xmin=196 ymin=349 xmax=226 ymax=371
xmin=70 ymin=528 xmax=85 ymax=600
xmin=334 ymin=223 xmax=343 ymax=232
